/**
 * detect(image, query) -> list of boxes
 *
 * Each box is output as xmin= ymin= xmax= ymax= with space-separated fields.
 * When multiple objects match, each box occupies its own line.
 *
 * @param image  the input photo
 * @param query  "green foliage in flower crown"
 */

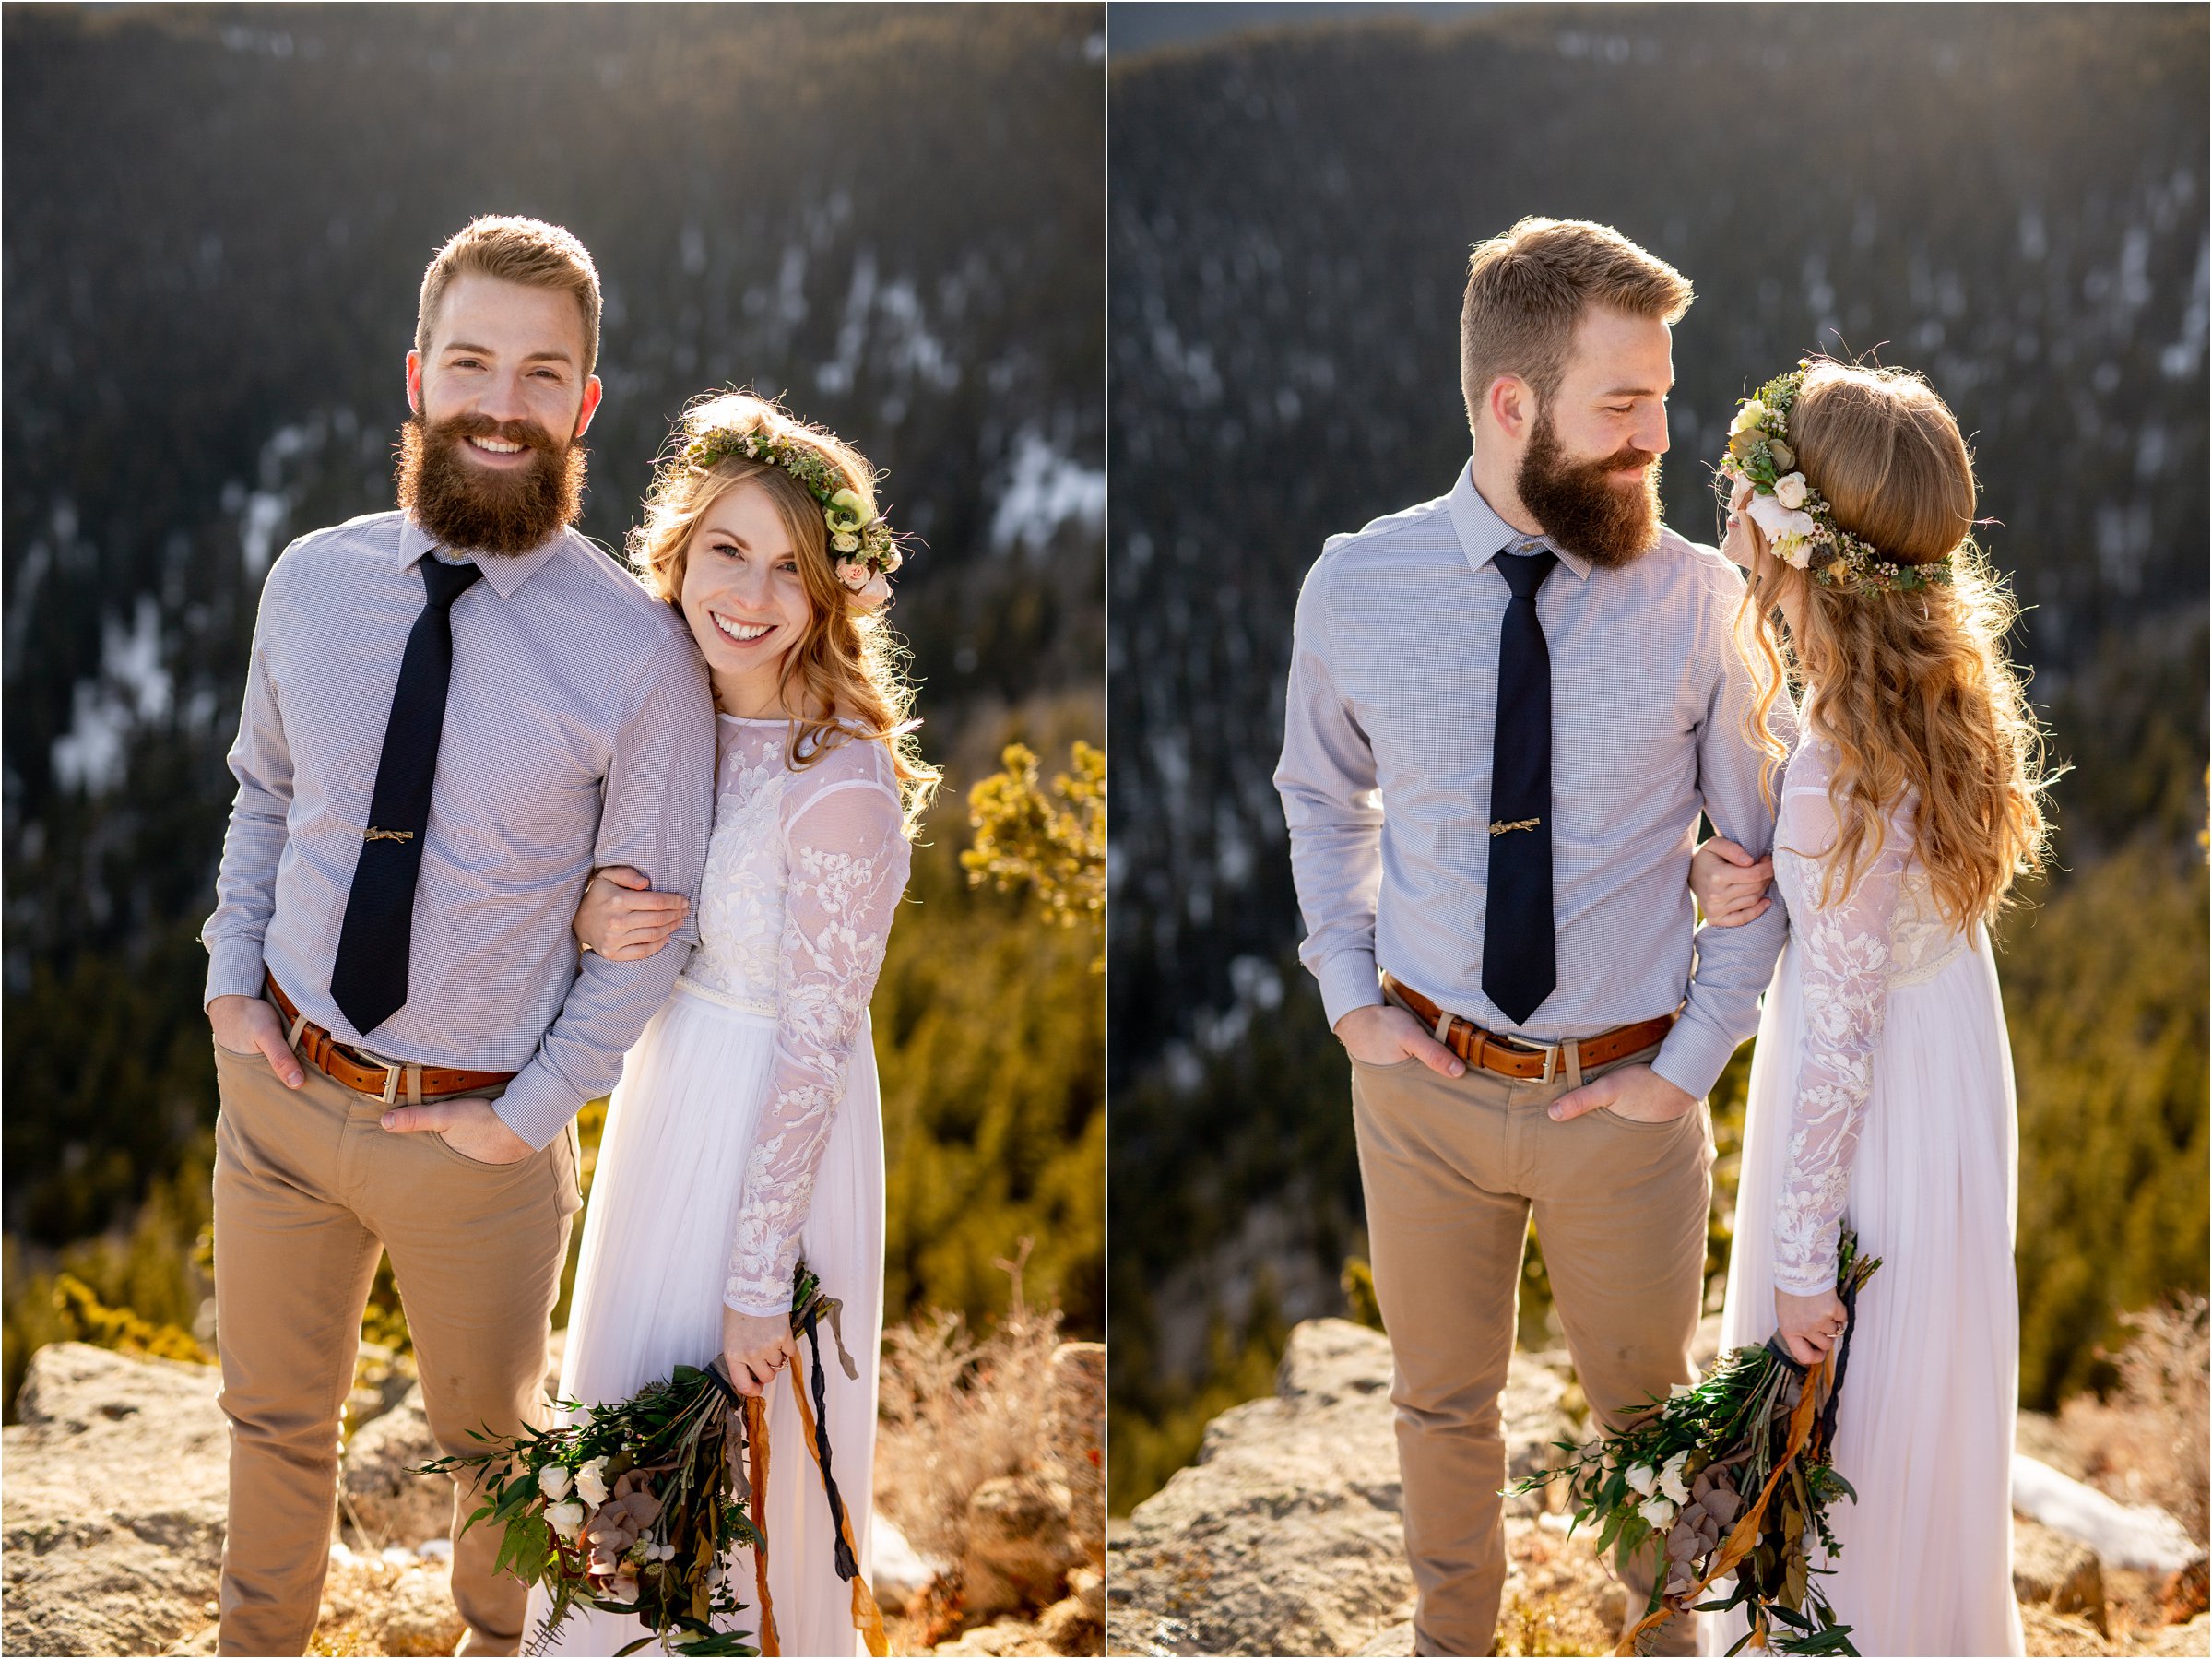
xmin=683 ymin=426 xmax=903 ymax=580
xmin=1715 ymin=361 xmax=1957 ymax=598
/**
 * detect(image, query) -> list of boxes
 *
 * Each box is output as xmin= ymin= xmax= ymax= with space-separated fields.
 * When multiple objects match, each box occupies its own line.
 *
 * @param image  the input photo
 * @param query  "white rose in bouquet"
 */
xmin=574 ymin=1456 xmax=611 ymax=1507
xmin=544 ymin=1500 xmax=586 ymax=1542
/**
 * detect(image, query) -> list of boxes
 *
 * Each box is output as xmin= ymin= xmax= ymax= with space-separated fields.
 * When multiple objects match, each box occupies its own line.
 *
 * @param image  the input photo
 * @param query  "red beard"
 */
xmin=395 ymin=410 xmax=586 ymax=556
xmin=1515 ymin=410 xmax=1662 ymax=569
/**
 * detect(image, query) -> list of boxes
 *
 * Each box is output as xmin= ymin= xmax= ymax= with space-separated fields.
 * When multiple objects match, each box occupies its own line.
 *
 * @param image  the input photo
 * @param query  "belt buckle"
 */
xmin=350 ymin=1045 xmax=406 ymax=1106
xmin=1493 ymin=1031 xmax=1557 ymax=1084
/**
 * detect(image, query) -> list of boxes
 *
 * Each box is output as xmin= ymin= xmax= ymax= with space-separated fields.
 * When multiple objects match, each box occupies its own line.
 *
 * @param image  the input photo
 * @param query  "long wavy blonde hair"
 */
xmin=630 ymin=390 xmax=939 ymax=835
xmin=1734 ymin=361 xmax=2052 ymax=925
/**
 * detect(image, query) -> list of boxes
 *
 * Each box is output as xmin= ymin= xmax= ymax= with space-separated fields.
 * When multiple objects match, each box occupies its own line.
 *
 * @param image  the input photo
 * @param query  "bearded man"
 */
xmin=200 ymin=216 xmax=715 ymax=1656
xmin=1273 ymin=217 xmax=1794 ymax=1658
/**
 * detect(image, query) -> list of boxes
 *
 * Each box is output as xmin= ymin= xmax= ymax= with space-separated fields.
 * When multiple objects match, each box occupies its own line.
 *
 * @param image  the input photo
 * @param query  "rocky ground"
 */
xmin=1107 ymin=1320 xmax=2211 ymax=1659
xmin=2 ymin=1336 xmax=1104 ymax=1658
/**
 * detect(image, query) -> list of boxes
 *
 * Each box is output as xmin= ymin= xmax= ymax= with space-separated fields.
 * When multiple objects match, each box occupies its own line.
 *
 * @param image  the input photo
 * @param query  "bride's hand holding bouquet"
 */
xmin=723 ymin=1307 xmax=799 ymax=1397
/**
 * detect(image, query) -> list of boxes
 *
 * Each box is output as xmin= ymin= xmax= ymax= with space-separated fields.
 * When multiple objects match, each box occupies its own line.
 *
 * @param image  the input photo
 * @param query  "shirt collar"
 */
xmin=1445 ymin=461 xmax=1593 ymax=582
xmin=396 ymin=514 xmax=566 ymax=599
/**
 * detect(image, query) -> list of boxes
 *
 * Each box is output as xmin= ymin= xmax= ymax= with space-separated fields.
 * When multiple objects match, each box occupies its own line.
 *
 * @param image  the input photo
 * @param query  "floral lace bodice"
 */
xmin=1768 ymin=738 xmax=1971 ymax=1295
xmin=683 ymin=717 xmax=909 ymax=1316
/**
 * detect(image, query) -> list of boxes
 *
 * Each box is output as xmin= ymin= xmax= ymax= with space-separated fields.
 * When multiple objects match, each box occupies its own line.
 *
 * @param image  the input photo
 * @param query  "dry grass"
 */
xmin=875 ymin=1245 xmax=1064 ymax=1567
xmin=2043 ymin=1295 xmax=2210 ymax=1544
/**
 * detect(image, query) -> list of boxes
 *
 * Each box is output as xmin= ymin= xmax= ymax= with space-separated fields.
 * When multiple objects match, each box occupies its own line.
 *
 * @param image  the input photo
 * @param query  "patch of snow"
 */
xmin=2012 ymin=1454 xmax=2198 ymax=1571
xmin=990 ymin=431 xmax=1105 ymax=556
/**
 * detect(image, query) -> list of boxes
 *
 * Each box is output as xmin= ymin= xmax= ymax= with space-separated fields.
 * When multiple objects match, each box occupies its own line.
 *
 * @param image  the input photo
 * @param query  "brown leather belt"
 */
xmin=1380 ymin=973 xmax=1679 ymax=1084
xmin=265 ymin=976 xmax=515 ymax=1104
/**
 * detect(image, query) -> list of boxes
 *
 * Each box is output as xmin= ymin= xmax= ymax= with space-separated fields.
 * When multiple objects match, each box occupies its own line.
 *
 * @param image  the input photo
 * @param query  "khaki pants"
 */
xmin=210 ymin=1027 xmax=581 ymax=1657
xmin=1351 ymin=1039 xmax=1713 ymax=1659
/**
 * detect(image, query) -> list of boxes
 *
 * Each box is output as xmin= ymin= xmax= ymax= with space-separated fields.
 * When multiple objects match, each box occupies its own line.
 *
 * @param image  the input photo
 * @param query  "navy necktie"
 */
xmin=1482 ymin=547 xmax=1558 ymax=1026
xmin=329 ymin=554 xmax=483 ymax=1037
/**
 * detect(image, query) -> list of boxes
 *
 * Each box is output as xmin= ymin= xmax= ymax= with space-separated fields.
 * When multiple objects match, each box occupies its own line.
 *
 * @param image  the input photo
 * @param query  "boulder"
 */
xmin=340 ymin=1328 xmax=567 ymax=1551
xmin=2 ymin=1342 xmax=228 ymax=1658
xmin=938 ymin=1614 xmax=1056 ymax=1656
xmin=1107 ymin=1318 xmax=1414 ymax=1656
xmin=869 ymin=1509 xmax=945 ymax=1614
xmin=1045 ymin=1342 xmax=1106 ymax=1568
xmin=340 ymin=1382 xmax=451 ymax=1549
xmin=2011 ymin=1515 xmax=2109 ymax=1636
xmin=1111 ymin=1319 xmax=1591 ymax=1657
xmin=367 ymin=1561 xmax=467 ymax=1656
xmin=1037 ymin=1563 xmax=1104 ymax=1655
xmin=964 ymin=1473 xmax=1078 ymax=1618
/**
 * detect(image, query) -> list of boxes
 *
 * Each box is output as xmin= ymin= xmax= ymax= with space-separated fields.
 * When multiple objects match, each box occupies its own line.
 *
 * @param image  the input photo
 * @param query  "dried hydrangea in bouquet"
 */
xmin=1515 ymin=1232 xmax=1883 ymax=1656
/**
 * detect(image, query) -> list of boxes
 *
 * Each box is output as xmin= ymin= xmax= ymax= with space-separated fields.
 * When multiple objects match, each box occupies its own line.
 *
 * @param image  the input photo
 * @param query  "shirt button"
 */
xmin=1518 ymin=539 xmax=1543 ymax=554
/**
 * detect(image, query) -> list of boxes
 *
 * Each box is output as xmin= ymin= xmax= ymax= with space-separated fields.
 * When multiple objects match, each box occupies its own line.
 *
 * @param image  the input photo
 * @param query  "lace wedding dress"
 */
xmin=527 ymin=716 xmax=909 ymax=1658
xmin=1697 ymin=737 xmax=2026 ymax=1657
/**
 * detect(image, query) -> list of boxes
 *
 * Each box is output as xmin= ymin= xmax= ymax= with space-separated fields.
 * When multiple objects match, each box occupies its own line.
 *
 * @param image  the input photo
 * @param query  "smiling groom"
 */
xmin=200 ymin=217 xmax=715 ymax=1655
xmin=1274 ymin=218 xmax=1793 ymax=1657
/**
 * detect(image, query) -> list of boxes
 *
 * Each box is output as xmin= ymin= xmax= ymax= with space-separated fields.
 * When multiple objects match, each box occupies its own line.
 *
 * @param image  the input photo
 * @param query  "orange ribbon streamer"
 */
xmin=787 ymin=1362 xmax=890 ymax=1657
xmin=743 ymin=1393 xmax=780 ymax=1657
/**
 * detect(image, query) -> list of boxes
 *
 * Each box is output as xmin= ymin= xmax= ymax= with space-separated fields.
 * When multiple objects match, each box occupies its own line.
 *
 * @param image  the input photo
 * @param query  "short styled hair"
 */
xmin=415 ymin=216 xmax=602 ymax=377
xmin=1459 ymin=217 xmax=1692 ymax=433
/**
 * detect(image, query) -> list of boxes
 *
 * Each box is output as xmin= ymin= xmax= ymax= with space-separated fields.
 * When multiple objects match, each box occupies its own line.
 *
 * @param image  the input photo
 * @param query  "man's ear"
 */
xmin=574 ymin=375 xmax=605 ymax=440
xmin=405 ymin=350 xmax=424 ymax=417
xmin=1487 ymin=373 xmax=1535 ymax=442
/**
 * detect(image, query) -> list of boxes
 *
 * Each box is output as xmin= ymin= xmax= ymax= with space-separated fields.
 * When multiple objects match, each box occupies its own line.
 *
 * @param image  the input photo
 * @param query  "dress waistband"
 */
xmin=673 ymin=973 xmax=777 ymax=1020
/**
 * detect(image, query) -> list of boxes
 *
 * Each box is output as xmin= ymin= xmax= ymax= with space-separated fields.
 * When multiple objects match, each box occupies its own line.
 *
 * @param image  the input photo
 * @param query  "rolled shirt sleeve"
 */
xmin=493 ymin=634 xmax=716 ymax=1150
xmin=1650 ymin=559 xmax=1796 ymax=1102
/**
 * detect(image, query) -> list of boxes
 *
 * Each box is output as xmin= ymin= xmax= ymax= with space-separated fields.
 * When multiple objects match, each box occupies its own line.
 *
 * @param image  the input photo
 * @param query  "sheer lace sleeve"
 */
xmin=1771 ymin=754 xmax=1910 ymax=1295
xmin=722 ymin=749 xmax=909 ymax=1315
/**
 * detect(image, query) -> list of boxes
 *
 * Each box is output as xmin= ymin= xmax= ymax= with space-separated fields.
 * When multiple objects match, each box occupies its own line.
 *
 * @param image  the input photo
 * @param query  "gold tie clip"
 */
xmin=1489 ymin=817 xmax=1541 ymax=836
xmin=363 ymin=827 xmax=415 ymax=843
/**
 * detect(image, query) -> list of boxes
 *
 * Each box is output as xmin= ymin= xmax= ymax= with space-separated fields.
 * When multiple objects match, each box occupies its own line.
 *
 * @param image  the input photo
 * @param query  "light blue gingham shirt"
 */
xmin=1274 ymin=463 xmax=1794 ymax=1102
xmin=202 ymin=511 xmax=717 ymax=1149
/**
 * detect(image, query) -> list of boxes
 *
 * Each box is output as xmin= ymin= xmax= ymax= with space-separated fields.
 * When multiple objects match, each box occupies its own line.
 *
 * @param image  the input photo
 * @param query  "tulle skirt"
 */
xmin=1697 ymin=930 xmax=2026 ymax=1658
xmin=526 ymin=978 xmax=885 ymax=1658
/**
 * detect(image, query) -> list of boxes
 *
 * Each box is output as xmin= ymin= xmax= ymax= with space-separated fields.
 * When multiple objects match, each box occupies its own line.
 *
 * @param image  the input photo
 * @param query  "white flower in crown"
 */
xmin=1729 ymin=399 xmax=1768 ymax=437
xmin=1638 ymin=1495 xmax=1677 ymax=1533
xmin=538 ymin=1464 xmax=574 ymax=1501
xmin=1773 ymin=471 xmax=1810 ymax=510
xmin=832 ymin=530 xmax=861 ymax=554
xmin=1658 ymin=1450 xmax=1692 ymax=1505
xmin=1745 ymin=493 xmax=1818 ymax=568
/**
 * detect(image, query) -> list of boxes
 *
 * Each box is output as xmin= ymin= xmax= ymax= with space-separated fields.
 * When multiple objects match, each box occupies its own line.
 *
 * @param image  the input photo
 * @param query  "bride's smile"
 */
xmin=679 ymin=480 xmax=814 ymax=716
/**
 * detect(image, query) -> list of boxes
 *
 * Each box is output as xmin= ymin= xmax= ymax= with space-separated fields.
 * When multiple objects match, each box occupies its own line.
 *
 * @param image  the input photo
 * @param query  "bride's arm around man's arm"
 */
xmin=723 ymin=757 xmax=910 ymax=1392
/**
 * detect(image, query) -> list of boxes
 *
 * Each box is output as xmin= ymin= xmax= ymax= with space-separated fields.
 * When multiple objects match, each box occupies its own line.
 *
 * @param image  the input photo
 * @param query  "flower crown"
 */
xmin=1715 ymin=361 xmax=1954 ymax=596
xmin=683 ymin=423 xmax=904 ymax=608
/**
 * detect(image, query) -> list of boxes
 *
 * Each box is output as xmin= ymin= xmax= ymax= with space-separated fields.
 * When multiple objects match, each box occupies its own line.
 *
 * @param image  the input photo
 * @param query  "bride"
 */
xmin=525 ymin=391 xmax=934 ymax=1657
xmin=1686 ymin=360 xmax=2050 ymax=1656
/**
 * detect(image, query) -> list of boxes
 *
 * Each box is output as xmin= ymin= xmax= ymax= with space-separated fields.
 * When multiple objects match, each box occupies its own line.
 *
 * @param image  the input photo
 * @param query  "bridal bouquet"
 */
xmin=418 ymin=1350 xmax=763 ymax=1657
xmin=1514 ymin=1234 xmax=1883 ymax=1656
